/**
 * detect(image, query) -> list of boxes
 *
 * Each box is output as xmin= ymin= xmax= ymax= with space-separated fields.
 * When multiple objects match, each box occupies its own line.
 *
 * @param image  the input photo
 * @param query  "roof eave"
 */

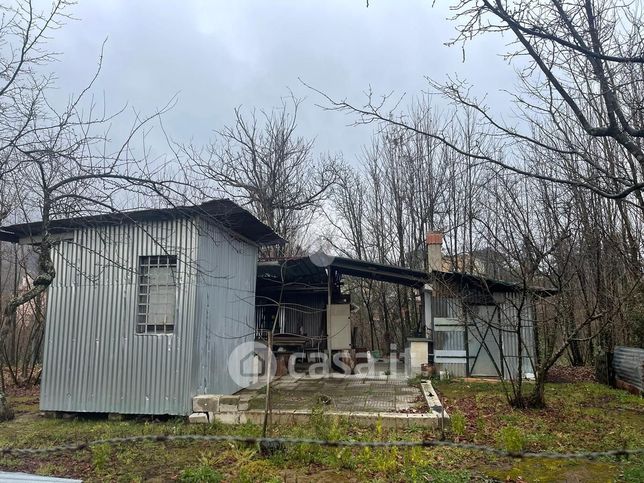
xmin=0 ymin=199 xmax=285 ymax=247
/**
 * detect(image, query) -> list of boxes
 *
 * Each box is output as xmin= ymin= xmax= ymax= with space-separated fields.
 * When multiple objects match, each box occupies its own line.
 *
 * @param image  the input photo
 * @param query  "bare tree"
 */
xmin=464 ymin=169 xmax=642 ymax=407
xmin=325 ymin=100 xmax=499 ymax=351
xmin=0 ymin=0 xmax=190 ymax=420
xmin=312 ymin=0 xmax=644 ymax=201
xmin=312 ymin=0 xmax=644 ymax=406
xmin=197 ymin=96 xmax=339 ymax=256
xmin=0 ymin=243 xmax=44 ymax=388
xmin=325 ymin=87 xmax=643 ymax=406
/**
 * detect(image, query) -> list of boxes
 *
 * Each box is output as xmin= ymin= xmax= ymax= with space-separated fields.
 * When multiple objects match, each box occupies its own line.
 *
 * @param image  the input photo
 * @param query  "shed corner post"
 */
xmin=422 ymin=283 xmax=433 ymax=339
xmin=325 ymin=266 xmax=333 ymax=367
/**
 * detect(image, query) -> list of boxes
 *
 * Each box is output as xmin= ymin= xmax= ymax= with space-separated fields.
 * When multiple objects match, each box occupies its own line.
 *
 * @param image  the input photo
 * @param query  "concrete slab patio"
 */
xmin=238 ymin=375 xmax=425 ymax=413
xmin=189 ymin=368 xmax=449 ymax=428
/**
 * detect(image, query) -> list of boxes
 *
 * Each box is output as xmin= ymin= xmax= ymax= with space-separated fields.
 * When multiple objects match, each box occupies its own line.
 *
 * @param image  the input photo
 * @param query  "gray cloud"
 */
xmin=46 ymin=0 xmax=517 ymax=162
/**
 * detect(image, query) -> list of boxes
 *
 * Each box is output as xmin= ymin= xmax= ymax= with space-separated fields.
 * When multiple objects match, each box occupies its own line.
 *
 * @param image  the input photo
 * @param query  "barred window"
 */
xmin=136 ymin=255 xmax=177 ymax=334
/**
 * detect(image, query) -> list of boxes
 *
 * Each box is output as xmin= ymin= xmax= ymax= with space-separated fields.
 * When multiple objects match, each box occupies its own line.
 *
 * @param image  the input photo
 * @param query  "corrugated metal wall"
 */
xmin=432 ymin=292 xmax=536 ymax=379
xmin=432 ymin=297 xmax=461 ymax=318
xmin=467 ymin=305 xmax=502 ymax=377
xmin=433 ymin=298 xmax=467 ymax=377
xmin=40 ymin=216 xmax=260 ymax=415
xmin=498 ymin=293 xmax=535 ymax=379
xmin=41 ymin=219 xmax=199 ymax=415
xmin=191 ymin=219 xmax=258 ymax=397
xmin=613 ymin=346 xmax=644 ymax=392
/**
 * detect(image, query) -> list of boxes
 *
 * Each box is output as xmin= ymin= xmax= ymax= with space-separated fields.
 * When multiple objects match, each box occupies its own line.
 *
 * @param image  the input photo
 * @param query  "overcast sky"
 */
xmin=47 ymin=0 xmax=517 ymax=164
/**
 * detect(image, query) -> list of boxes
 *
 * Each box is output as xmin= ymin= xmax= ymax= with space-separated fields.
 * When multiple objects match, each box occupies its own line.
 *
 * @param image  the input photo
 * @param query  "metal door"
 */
xmin=468 ymin=305 xmax=502 ymax=377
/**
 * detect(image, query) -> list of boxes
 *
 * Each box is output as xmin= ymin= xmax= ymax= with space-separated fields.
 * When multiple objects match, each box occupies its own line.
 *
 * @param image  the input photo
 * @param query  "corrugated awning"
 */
xmin=257 ymin=254 xmax=430 ymax=289
xmin=433 ymin=270 xmax=558 ymax=296
xmin=321 ymin=254 xmax=430 ymax=288
xmin=257 ymin=253 xmax=557 ymax=294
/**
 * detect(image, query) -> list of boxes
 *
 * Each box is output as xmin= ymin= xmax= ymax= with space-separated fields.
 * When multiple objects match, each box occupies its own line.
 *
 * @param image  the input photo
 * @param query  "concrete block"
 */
xmin=242 ymin=410 xmax=263 ymax=425
xmin=219 ymin=395 xmax=240 ymax=412
xmin=409 ymin=339 xmax=430 ymax=374
xmin=193 ymin=394 xmax=220 ymax=413
xmin=188 ymin=412 xmax=209 ymax=424
xmin=420 ymin=381 xmax=449 ymax=419
xmin=213 ymin=412 xmax=240 ymax=424
xmin=219 ymin=395 xmax=240 ymax=405
xmin=238 ymin=402 xmax=249 ymax=411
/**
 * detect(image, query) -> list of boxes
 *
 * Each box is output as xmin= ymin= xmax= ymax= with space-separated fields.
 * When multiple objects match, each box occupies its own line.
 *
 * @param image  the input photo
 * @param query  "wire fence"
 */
xmin=1 ymin=434 xmax=641 ymax=460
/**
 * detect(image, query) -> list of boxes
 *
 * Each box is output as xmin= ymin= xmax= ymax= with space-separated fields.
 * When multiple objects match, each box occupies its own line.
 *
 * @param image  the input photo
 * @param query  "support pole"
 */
xmin=423 ymin=284 xmax=433 ymax=340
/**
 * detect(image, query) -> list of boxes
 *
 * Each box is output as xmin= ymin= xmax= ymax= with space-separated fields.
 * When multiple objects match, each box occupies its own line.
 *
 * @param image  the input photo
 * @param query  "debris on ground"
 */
xmin=546 ymin=366 xmax=596 ymax=383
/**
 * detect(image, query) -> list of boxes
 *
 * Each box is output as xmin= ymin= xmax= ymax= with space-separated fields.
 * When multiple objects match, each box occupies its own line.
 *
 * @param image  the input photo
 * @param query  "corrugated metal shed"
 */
xmin=37 ymin=206 xmax=274 ymax=416
xmin=432 ymin=291 xmax=536 ymax=379
xmin=41 ymin=219 xmax=199 ymax=415
xmin=613 ymin=346 xmax=644 ymax=392
xmin=0 ymin=199 xmax=284 ymax=246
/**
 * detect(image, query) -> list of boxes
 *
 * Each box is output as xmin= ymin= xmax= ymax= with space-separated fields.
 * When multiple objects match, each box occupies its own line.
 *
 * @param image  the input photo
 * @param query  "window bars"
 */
xmin=136 ymin=255 xmax=177 ymax=334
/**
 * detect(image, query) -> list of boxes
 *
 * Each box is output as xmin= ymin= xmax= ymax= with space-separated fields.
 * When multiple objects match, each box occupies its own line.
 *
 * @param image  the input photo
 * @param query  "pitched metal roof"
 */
xmin=0 ymin=199 xmax=285 ymax=246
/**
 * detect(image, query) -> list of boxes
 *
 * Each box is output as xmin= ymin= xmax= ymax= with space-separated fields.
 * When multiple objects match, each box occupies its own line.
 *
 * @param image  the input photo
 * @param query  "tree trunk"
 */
xmin=0 ymin=235 xmax=55 ymax=421
xmin=528 ymin=373 xmax=547 ymax=409
xmin=0 ymin=391 xmax=13 ymax=421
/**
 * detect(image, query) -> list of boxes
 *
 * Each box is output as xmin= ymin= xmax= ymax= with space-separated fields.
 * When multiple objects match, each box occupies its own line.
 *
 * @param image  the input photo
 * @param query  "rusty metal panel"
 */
xmin=613 ymin=346 xmax=644 ymax=392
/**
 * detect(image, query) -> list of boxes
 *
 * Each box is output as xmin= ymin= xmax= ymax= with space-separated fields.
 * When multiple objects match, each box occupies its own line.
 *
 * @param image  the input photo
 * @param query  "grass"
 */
xmin=434 ymin=379 xmax=644 ymax=481
xmin=0 ymin=380 xmax=641 ymax=481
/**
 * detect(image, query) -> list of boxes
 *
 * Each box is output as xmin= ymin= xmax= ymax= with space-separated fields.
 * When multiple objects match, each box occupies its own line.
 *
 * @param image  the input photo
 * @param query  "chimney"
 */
xmin=425 ymin=231 xmax=443 ymax=272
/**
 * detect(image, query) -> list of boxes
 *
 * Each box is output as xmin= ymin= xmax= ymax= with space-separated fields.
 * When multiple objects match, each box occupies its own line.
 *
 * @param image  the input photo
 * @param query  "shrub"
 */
xmin=236 ymin=460 xmax=280 ymax=483
xmin=179 ymin=465 xmax=223 ymax=482
xmin=91 ymin=443 xmax=112 ymax=475
xmin=450 ymin=411 xmax=466 ymax=436
xmin=496 ymin=426 xmax=526 ymax=453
